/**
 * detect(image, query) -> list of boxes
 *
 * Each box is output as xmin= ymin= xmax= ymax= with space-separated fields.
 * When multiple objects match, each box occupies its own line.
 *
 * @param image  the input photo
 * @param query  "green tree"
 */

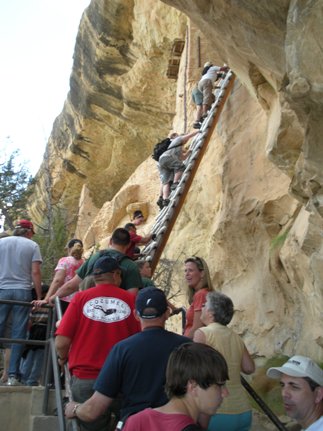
xmin=0 ymin=150 xmax=34 ymax=230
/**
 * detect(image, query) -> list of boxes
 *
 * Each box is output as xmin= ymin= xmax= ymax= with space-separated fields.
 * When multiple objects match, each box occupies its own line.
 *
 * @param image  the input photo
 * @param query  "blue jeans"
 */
xmin=20 ymin=348 xmax=44 ymax=385
xmin=208 ymin=410 xmax=252 ymax=431
xmin=0 ymin=289 xmax=32 ymax=377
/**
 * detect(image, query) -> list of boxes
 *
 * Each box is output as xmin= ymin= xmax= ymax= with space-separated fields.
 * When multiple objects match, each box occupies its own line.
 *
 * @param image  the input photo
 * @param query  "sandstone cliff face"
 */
xmin=30 ymin=0 xmax=323 ymax=360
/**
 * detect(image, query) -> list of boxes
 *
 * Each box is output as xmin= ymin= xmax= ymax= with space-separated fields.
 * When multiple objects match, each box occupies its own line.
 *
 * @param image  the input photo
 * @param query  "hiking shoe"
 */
xmin=7 ymin=377 xmax=23 ymax=386
xmin=162 ymin=199 xmax=170 ymax=207
xmin=156 ymin=196 xmax=163 ymax=210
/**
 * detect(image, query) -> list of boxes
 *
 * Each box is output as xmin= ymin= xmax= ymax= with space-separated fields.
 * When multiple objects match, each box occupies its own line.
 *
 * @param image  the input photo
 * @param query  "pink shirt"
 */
xmin=123 ymin=408 xmax=195 ymax=431
xmin=55 ymin=256 xmax=84 ymax=302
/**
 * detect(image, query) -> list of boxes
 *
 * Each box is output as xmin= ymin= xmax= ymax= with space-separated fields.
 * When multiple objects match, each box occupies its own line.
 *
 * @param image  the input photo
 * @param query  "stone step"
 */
xmin=0 ymin=385 xmax=63 ymax=431
xmin=30 ymin=415 xmax=59 ymax=431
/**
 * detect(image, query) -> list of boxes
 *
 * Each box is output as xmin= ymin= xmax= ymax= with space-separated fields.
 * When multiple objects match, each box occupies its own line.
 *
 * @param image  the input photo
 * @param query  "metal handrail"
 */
xmin=241 ymin=376 xmax=288 ymax=431
xmin=0 ymin=298 xmax=67 ymax=431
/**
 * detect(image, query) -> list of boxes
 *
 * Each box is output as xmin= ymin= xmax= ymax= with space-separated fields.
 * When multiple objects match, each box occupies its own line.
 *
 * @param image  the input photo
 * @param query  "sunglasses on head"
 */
xmin=186 ymin=256 xmax=204 ymax=270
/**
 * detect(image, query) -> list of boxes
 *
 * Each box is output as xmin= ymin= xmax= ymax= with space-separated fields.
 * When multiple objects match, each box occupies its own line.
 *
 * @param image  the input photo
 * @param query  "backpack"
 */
xmin=152 ymin=138 xmax=171 ymax=161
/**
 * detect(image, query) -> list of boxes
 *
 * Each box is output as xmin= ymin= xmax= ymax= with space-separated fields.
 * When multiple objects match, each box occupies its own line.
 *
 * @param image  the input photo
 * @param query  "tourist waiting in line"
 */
xmin=0 ymin=231 xmax=11 ymax=384
xmin=194 ymin=291 xmax=255 ymax=431
xmin=0 ymin=219 xmax=42 ymax=386
xmin=267 ymin=355 xmax=323 ymax=431
xmin=122 ymin=342 xmax=229 ymax=431
xmin=34 ymin=238 xmax=84 ymax=313
xmin=20 ymin=284 xmax=49 ymax=386
xmin=183 ymin=256 xmax=214 ymax=338
xmin=65 ymin=287 xmax=190 ymax=427
xmin=56 ymin=256 xmax=140 ymax=431
xmin=47 ymin=228 xmax=143 ymax=302
xmin=136 ymin=259 xmax=155 ymax=288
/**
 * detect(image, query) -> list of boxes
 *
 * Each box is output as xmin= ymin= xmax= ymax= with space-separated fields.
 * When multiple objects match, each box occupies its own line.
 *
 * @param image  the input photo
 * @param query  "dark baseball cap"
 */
xmin=135 ymin=287 xmax=168 ymax=319
xmin=92 ymin=256 xmax=121 ymax=276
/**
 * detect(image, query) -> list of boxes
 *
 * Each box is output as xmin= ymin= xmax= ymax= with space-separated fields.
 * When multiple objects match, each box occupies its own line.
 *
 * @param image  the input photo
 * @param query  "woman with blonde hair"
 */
xmin=183 ymin=256 xmax=214 ymax=338
xmin=35 ymin=239 xmax=84 ymax=312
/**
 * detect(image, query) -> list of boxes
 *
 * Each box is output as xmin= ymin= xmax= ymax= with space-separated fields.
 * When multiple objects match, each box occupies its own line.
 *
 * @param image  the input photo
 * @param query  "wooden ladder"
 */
xmin=141 ymin=71 xmax=236 ymax=273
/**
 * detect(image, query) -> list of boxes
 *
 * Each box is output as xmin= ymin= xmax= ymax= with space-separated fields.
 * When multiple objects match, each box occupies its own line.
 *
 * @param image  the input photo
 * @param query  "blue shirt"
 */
xmin=94 ymin=327 xmax=191 ymax=417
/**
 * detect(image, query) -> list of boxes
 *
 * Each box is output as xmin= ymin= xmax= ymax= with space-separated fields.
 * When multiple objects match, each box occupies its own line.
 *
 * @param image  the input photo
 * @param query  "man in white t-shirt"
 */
xmin=267 ymin=355 xmax=323 ymax=430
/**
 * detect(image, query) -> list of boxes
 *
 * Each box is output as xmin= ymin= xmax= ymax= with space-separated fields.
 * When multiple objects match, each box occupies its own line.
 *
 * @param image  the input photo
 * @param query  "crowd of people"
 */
xmin=1 ymin=64 xmax=323 ymax=430
xmin=0 ymin=215 xmax=322 ymax=431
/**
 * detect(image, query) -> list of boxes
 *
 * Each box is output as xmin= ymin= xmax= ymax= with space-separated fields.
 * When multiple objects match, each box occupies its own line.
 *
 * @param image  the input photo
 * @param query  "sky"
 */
xmin=0 ymin=0 xmax=90 ymax=175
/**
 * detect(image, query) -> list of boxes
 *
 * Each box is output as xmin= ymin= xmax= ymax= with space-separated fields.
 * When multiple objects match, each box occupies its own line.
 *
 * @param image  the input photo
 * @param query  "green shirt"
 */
xmin=141 ymin=277 xmax=156 ymax=289
xmin=76 ymin=249 xmax=143 ymax=291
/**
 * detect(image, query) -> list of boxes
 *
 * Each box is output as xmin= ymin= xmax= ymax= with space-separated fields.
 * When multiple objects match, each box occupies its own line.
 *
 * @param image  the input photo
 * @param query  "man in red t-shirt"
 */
xmin=55 ymin=256 xmax=140 ymax=431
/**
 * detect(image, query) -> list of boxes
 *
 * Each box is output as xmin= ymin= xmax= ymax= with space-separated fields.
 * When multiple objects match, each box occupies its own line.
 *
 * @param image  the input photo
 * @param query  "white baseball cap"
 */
xmin=267 ymin=355 xmax=323 ymax=386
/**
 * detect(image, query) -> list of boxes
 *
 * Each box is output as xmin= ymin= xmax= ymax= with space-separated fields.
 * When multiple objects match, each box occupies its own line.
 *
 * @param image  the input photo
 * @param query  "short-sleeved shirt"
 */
xmin=141 ymin=277 xmax=155 ymax=288
xmin=184 ymin=288 xmax=208 ymax=336
xmin=76 ymin=249 xmax=143 ymax=291
xmin=55 ymin=255 xmax=84 ymax=302
xmin=199 ymin=66 xmax=221 ymax=84
xmin=123 ymin=408 xmax=195 ymax=431
xmin=126 ymin=231 xmax=143 ymax=259
xmin=199 ymin=322 xmax=250 ymax=414
xmin=56 ymin=283 xmax=140 ymax=379
xmin=94 ymin=327 xmax=191 ymax=417
xmin=0 ymin=236 xmax=42 ymax=290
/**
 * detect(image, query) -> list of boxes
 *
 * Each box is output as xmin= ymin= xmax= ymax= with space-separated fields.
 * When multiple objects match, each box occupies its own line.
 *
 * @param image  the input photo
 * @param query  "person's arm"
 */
xmin=241 ymin=345 xmax=255 ymax=374
xmin=182 ymin=130 xmax=199 ymax=143
xmin=193 ymin=328 xmax=206 ymax=343
xmin=138 ymin=233 xmax=155 ymax=245
xmin=46 ymin=269 xmax=66 ymax=299
xmin=31 ymin=261 xmax=42 ymax=300
xmin=49 ymin=274 xmax=82 ymax=303
xmin=186 ymin=309 xmax=204 ymax=339
xmin=65 ymin=391 xmax=113 ymax=421
xmin=55 ymin=335 xmax=71 ymax=364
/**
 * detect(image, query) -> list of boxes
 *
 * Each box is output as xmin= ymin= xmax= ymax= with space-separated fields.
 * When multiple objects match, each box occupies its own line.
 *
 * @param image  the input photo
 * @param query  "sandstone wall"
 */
xmin=29 ymin=0 xmax=323 ymax=361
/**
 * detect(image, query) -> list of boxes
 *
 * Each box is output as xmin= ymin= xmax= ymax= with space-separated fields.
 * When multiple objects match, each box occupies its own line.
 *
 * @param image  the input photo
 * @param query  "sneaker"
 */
xmin=162 ymin=199 xmax=170 ymax=207
xmin=156 ymin=196 xmax=163 ymax=210
xmin=7 ymin=377 xmax=23 ymax=386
